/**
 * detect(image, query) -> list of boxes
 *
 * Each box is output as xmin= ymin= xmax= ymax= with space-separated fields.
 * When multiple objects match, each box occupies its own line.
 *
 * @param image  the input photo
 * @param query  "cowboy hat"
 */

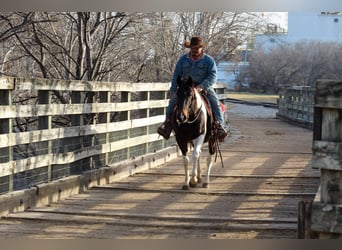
xmin=184 ymin=36 xmax=207 ymax=48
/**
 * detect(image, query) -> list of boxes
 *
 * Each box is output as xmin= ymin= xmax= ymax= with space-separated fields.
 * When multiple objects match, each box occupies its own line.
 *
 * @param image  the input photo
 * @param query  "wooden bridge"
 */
xmin=0 ymin=111 xmax=320 ymax=239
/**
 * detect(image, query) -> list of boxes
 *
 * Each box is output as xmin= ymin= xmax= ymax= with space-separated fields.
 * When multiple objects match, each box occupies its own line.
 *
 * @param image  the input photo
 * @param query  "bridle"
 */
xmin=176 ymin=88 xmax=203 ymax=126
xmin=183 ymin=103 xmax=203 ymax=124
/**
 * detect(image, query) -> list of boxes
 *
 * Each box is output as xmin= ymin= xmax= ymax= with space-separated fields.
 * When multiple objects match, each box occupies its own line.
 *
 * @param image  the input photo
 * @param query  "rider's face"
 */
xmin=190 ymin=47 xmax=203 ymax=57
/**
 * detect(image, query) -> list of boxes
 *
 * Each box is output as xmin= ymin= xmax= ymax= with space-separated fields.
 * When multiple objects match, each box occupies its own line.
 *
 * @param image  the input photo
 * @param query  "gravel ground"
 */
xmin=226 ymin=102 xmax=278 ymax=119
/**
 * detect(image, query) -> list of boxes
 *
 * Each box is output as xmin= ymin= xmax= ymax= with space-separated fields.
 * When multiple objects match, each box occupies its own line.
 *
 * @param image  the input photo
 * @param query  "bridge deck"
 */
xmin=0 ymin=113 xmax=320 ymax=239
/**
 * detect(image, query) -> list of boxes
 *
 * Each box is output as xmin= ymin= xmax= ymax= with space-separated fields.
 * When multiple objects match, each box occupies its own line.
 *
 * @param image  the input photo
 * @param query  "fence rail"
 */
xmin=0 ymin=76 xmax=227 ymax=194
xmin=276 ymin=85 xmax=315 ymax=129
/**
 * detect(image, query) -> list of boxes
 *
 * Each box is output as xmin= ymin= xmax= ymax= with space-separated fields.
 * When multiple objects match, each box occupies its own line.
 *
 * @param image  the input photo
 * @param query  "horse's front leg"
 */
xmin=190 ymin=136 xmax=204 ymax=187
xmin=197 ymin=157 xmax=202 ymax=183
xmin=182 ymin=154 xmax=190 ymax=190
xmin=202 ymin=153 xmax=214 ymax=188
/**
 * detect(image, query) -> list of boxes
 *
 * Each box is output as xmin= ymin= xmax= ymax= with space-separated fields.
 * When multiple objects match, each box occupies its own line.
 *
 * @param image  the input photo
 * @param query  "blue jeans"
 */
xmin=166 ymin=88 xmax=224 ymax=125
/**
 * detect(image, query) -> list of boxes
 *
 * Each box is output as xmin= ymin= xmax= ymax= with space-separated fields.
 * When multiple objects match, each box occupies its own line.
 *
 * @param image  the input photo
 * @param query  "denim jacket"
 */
xmin=170 ymin=53 xmax=217 ymax=95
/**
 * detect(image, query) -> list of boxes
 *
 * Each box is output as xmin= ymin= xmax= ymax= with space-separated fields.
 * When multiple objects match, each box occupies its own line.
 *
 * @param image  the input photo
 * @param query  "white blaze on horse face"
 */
xmin=194 ymin=90 xmax=203 ymax=110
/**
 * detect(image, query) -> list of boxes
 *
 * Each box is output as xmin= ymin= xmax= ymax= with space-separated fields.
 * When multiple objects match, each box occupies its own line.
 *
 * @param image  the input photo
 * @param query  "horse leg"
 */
xmin=197 ymin=157 xmax=202 ymax=183
xmin=189 ymin=154 xmax=198 ymax=188
xmin=190 ymin=136 xmax=204 ymax=187
xmin=190 ymin=143 xmax=201 ymax=183
xmin=182 ymin=154 xmax=190 ymax=190
xmin=202 ymin=154 xmax=214 ymax=188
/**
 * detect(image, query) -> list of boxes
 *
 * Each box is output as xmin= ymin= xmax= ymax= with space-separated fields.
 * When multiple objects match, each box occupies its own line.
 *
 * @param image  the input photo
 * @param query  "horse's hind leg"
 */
xmin=202 ymin=153 xmax=214 ymax=188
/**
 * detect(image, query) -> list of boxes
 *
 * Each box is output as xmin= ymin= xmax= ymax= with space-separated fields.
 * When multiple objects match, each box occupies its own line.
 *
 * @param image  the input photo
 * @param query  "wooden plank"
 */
xmin=320 ymin=169 xmax=342 ymax=204
xmin=0 ymin=77 xmax=14 ymax=90
xmin=1 ymin=210 xmax=297 ymax=240
xmin=0 ymin=133 xmax=166 ymax=177
xmin=0 ymin=116 xmax=164 ymax=148
xmin=95 ymin=184 xmax=317 ymax=197
xmin=28 ymin=207 xmax=298 ymax=223
xmin=312 ymin=141 xmax=342 ymax=170
xmin=321 ymin=109 xmax=342 ymax=141
xmin=14 ymin=77 xmax=225 ymax=92
xmin=311 ymin=202 xmax=342 ymax=234
xmin=15 ymin=78 xmax=170 ymax=92
xmin=49 ymin=193 xmax=303 ymax=215
xmin=0 ymin=100 xmax=169 ymax=119
xmin=97 ymin=172 xmax=320 ymax=194
xmin=315 ymin=80 xmax=342 ymax=109
xmin=0 ymin=220 xmax=295 ymax=239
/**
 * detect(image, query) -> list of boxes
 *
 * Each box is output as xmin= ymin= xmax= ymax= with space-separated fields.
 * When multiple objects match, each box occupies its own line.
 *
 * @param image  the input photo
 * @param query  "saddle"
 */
xmin=199 ymin=91 xmax=213 ymax=118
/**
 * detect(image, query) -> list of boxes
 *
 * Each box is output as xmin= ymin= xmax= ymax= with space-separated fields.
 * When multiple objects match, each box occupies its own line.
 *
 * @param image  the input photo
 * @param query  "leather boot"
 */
xmin=215 ymin=121 xmax=229 ymax=142
xmin=157 ymin=120 xmax=172 ymax=140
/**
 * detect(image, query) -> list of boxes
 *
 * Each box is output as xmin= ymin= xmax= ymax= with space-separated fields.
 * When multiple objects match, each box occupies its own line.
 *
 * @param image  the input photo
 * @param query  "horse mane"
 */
xmin=175 ymin=76 xmax=202 ymax=122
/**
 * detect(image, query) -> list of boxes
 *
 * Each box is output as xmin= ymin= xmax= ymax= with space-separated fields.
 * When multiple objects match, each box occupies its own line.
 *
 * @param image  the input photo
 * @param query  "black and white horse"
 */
xmin=171 ymin=76 xmax=216 ymax=190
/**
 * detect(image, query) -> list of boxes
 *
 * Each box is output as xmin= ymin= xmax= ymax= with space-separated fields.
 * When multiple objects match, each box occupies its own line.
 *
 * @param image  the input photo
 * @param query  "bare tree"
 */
xmin=1 ymin=12 xmax=135 ymax=81
xmin=248 ymin=40 xmax=342 ymax=93
xmin=177 ymin=12 xmax=261 ymax=62
xmin=136 ymin=12 xmax=263 ymax=82
xmin=1 ymin=12 xmax=266 ymax=82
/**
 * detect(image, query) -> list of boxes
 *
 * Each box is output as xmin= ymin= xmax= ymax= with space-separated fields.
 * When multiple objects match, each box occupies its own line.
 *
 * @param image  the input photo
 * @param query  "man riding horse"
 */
xmin=158 ymin=36 xmax=228 ymax=141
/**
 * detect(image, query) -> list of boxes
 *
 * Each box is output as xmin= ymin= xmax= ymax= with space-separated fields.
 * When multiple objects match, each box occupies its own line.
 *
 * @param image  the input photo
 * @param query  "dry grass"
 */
xmin=227 ymin=92 xmax=278 ymax=104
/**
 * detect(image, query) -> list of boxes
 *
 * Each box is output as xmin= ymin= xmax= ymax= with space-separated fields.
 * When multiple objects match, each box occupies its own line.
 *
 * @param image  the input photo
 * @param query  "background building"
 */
xmin=254 ymin=12 xmax=342 ymax=49
xmin=219 ymin=12 xmax=342 ymax=89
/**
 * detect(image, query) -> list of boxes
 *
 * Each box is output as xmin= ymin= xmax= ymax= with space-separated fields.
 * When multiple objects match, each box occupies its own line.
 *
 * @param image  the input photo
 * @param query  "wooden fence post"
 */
xmin=121 ymin=91 xmax=131 ymax=159
xmin=98 ymin=91 xmax=110 ymax=166
xmin=70 ymin=91 xmax=82 ymax=174
xmin=311 ymin=80 xmax=342 ymax=238
xmin=38 ymin=88 xmax=51 ymax=182
xmin=297 ymin=200 xmax=319 ymax=238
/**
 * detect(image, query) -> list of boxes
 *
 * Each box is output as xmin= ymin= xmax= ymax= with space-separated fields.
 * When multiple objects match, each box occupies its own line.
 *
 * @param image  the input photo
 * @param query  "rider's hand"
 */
xmin=196 ymin=86 xmax=203 ymax=92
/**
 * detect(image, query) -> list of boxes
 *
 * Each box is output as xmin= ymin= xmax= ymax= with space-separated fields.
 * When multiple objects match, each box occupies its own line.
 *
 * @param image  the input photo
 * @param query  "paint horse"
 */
xmin=171 ymin=76 xmax=217 ymax=190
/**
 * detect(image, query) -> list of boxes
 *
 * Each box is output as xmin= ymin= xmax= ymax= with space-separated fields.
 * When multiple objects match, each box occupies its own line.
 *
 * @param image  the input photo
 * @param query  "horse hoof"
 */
xmin=202 ymin=183 xmax=209 ymax=188
xmin=189 ymin=182 xmax=197 ymax=188
xmin=182 ymin=185 xmax=189 ymax=190
xmin=190 ymin=177 xmax=198 ymax=187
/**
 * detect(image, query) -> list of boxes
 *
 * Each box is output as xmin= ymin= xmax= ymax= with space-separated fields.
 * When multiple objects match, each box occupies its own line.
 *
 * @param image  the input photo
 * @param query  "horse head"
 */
xmin=175 ymin=76 xmax=198 ymax=125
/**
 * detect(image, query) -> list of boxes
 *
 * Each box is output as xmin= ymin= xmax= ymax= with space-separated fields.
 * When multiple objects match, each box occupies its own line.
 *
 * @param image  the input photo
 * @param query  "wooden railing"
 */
xmin=0 ymin=77 xmax=227 ymax=194
xmin=277 ymin=86 xmax=315 ymax=129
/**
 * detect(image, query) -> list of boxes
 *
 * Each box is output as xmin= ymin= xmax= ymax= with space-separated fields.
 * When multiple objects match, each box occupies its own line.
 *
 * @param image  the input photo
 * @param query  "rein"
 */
xmin=185 ymin=103 xmax=203 ymax=124
xmin=213 ymin=133 xmax=224 ymax=168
